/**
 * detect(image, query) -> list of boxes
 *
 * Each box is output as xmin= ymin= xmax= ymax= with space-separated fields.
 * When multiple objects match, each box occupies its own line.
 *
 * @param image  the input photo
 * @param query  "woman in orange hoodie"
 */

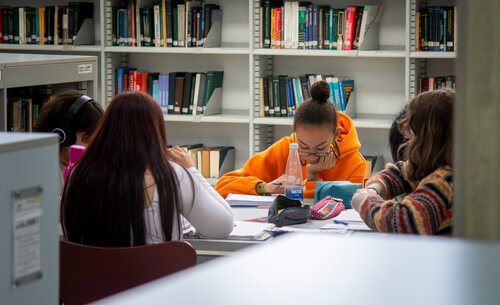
xmin=215 ymin=80 xmax=366 ymax=199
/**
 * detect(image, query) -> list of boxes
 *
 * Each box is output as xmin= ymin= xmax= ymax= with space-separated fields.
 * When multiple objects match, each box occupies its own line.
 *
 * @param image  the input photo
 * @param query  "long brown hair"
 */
xmin=399 ymin=89 xmax=454 ymax=183
xmin=61 ymin=91 xmax=181 ymax=246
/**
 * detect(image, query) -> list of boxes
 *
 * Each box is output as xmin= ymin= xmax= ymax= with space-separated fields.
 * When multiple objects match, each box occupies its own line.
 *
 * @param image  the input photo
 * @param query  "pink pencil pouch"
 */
xmin=310 ymin=196 xmax=345 ymax=220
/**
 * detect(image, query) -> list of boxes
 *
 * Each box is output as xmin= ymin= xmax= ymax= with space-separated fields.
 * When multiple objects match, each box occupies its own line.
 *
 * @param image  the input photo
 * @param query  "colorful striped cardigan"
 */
xmin=355 ymin=161 xmax=453 ymax=235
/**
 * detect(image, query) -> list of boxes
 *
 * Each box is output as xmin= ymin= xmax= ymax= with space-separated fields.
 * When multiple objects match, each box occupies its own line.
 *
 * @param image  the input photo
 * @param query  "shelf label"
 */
xmin=12 ymin=186 xmax=44 ymax=289
xmin=78 ymin=64 xmax=93 ymax=74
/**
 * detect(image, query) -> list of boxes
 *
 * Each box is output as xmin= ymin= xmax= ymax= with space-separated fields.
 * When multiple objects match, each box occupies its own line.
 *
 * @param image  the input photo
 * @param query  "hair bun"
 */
xmin=310 ymin=80 xmax=331 ymax=103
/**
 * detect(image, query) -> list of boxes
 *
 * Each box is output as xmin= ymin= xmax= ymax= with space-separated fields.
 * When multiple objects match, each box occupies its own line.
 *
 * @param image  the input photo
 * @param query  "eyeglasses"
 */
xmin=298 ymin=141 xmax=341 ymax=160
xmin=292 ymin=132 xmax=341 ymax=164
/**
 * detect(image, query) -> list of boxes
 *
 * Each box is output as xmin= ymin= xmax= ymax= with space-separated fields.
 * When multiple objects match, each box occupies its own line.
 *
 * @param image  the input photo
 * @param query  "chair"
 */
xmin=59 ymin=240 xmax=197 ymax=305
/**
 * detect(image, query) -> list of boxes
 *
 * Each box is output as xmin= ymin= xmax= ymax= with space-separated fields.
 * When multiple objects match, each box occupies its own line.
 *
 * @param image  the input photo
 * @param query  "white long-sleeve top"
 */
xmin=144 ymin=162 xmax=234 ymax=244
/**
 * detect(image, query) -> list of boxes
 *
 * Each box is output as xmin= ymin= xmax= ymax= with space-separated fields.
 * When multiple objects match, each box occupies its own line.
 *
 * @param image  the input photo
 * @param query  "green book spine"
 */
xmin=323 ymin=9 xmax=329 ymax=50
xmin=189 ymin=75 xmax=196 ymax=114
xmin=203 ymin=71 xmax=223 ymax=111
xmin=144 ymin=8 xmax=153 ymax=46
xmin=112 ymin=6 xmax=117 ymax=45
xmin=173 ymin=7 xmax=178 ymax=46
xmin=329 ymin=9 xmax=339 ymax=50
xmin=264 ymin=0 xmax=270 ymax=48
xmin=2 ymin=9 xmax=9 ymax=43
xmin=298 ymin=5 xmax=306 ymax=49
xmin=272 ymin=75 xmax=281 ymax=117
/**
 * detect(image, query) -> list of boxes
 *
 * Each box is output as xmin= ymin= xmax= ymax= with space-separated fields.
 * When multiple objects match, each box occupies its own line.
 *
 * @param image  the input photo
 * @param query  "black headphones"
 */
xmin=52 ymin=95 xmax=93 ymax=147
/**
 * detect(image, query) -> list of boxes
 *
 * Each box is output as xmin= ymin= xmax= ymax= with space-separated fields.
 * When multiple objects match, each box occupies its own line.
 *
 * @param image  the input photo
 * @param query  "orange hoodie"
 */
xmin=215 ymin=113 xmax=366 ymax=199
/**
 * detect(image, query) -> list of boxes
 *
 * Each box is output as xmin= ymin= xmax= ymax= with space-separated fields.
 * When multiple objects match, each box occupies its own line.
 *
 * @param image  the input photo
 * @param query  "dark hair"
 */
xmin=293 ymin=80 xmax=338 ymax=132
xmin=389 ymin=108 xmax=408 ymax=162
xmin=399 ymin=89 xmax=454 ymax=183
xmin=61 ymin=91 xmax=182 ymax=247
xmin=33 ymin=90 xmax=104 ymax=148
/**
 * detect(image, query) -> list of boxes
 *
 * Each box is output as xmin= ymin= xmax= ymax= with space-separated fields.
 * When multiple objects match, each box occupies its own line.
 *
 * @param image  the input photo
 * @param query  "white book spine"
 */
xmin=291 ymin=2 xmax=299 ymax=49
xmin=178 ymin=4 xmax=185 ymax=47
xmin=154 ymin=5 xmax=161 ymax=47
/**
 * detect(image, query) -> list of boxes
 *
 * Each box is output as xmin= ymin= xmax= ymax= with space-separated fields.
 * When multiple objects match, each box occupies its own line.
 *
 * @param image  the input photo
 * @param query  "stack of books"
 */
xmin=0 ymin=3 xmax=94 ymax=45
xmin=111 ymin=1 xmax=221 ymax=47
xmin=181 ymin=144 xmax=234 ymax=179
xmin=116 ymin=68 xmax=223 ymax=116
xmin=418 ymin=75 xmax=455 ymax=93
xmin=259 ymin=74 xmax=353 ymax=117
xmin=259 ymin=1 xmax=383 ymax=51
xmin=416 ymin=6 xmax=456 ymax=52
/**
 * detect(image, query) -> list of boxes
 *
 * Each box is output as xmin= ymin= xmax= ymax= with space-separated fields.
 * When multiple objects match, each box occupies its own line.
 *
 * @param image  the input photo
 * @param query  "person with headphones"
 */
xmin=33 ymin=90 xmax=104 ymax=196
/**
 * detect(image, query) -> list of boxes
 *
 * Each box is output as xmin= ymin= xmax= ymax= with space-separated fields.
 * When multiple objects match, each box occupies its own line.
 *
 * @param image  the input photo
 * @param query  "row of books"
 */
xmin=181 ymin=144 xmax=234 ymax=179
xmin=116 ymin=68 xmax=224 ymax=116
xmin=418 ymin=75 xmax=455 ymax=93
xmin=259 ymin=1 xmax=383 ymax=50
xmin=416 ymin=6 xmax=456 ymax=52
xmin=258 ymin=74 xmax=354 ymax=117
xmin=0 ymin=3 xmax=93 ymax=45
xmin=111 ymin=1 xmax=221 ymax=47
xmin=6 ymin=99 xmax=40 ymax=132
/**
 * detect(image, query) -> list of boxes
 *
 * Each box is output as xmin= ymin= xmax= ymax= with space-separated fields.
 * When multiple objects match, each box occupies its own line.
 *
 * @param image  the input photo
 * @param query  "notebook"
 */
xmin=226 ymin=193 xmax=277 ymax=207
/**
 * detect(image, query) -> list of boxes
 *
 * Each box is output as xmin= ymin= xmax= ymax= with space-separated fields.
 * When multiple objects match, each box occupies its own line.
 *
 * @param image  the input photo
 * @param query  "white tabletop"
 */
xmin=96 ymin=233 xmax=500 ymax=305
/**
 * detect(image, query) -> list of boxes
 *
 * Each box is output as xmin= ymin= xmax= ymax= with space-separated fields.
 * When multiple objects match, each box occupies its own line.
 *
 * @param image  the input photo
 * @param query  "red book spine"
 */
xmin=129 ymin=71 xmax=135 ymax=91
xmin=274 ymin=8 xmax=281 ymax=49
xmin=343 ymin=6 xmax=357 ymax=50
xmin=141 ymin=73 xmax=148 ymax=93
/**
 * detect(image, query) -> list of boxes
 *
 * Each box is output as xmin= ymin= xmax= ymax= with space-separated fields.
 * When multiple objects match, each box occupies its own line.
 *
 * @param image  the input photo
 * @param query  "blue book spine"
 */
xmin=328 ymin=80 xmax=334 ymax=105
xmin=286 ymin=78 xmax=294 ymax=117
xmin=294 ymin=78 xmax=303 ymax=106
xmin=164 ymin=75 xmax=170 ymax=114
xmin=338 ymin=81 xmax=346 ymax=111
xmin=200 ymin=5 xmax=205 ymax=46
xmin=328 ymin=9 xmax=333 ymax=50
xmin=312 ymin=5 xmax=318 ymax=49
xmin=305 ymin=7 xmax=309 ymax=49
xmin=158 ymin=76 xmax=163 ymax=108
xmin=333 ymin=81 xmax=341 ymax=110
xmin=35 ymin=9 xmax=40 ymax=44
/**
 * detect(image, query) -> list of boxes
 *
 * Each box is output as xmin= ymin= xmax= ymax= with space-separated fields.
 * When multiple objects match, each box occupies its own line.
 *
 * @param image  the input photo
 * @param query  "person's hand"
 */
xmin=306 ymin=153 xmax=336 ymax=181
xmin=351 ymin=188 xmax=378 ymax=212
xmin=264 ymin=175 xmax=285 ymax=194
xmin=167 ymin=146 xmax=195 ymax=168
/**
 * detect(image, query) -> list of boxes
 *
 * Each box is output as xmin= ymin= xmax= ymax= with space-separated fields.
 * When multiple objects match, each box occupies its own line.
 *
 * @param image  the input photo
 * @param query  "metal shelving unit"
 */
xmin=0 ymin=53 xmax=98 ymax=131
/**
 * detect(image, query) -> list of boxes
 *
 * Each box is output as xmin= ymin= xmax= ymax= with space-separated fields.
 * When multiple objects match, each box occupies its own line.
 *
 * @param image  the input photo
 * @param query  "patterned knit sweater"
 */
xmin=354 ymin=161 xmax=453 ymax=235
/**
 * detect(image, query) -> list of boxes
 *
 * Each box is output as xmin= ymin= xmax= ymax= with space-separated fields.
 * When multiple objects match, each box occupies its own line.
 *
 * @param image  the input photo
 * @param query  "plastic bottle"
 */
xmin=63 ymin=145 xmax=86 ymax=183
xmin=284 ymin=143 xmax=303 ymax=202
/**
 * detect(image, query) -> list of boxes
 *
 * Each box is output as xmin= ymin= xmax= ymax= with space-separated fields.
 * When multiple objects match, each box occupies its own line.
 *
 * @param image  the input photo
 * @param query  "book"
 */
xmin=209 ymin=146 xmax=234 ymax=179
xmin=343 ymin=6 xmax=358 ymax=50
xmin=225 ymin=193 xmax=277 ymax=207
xmin=173 ymin=72 xmax=185 ymax=114
xmin=181 ymin=72 xmax=192 ymax=114
xmin=202 ymin=71 xmax=223 ymax=114
xmin=195 ymin=72 xmax=206 ymax=114
xmin=168 ymin=72 xmax=176 ymax=113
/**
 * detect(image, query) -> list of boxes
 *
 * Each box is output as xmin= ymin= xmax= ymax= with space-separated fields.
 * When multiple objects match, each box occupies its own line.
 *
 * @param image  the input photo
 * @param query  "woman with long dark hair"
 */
xmin=351 ymin=89 xmax=454 ymax=235
xmin=61 ymin=91 xmax=234 ymax=246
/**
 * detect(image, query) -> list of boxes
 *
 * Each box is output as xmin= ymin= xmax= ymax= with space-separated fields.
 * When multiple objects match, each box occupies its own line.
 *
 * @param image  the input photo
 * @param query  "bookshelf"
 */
xmin=0 ymin=53 xmax=98 ymax=132
xmin=1 ymin=0 xmax=456 ymax=168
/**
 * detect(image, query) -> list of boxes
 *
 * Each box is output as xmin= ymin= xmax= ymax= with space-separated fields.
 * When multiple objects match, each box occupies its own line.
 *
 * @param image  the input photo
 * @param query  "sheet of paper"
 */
xmin=226 ymin=193 xmax=277 ymax=206
xmin=321 ymin=222 xmax=371 ymax=232
xmin=333 ymin=209 xmax=363 ymax=222
xmin=230 ymin=221 xmax=275 ymax=237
